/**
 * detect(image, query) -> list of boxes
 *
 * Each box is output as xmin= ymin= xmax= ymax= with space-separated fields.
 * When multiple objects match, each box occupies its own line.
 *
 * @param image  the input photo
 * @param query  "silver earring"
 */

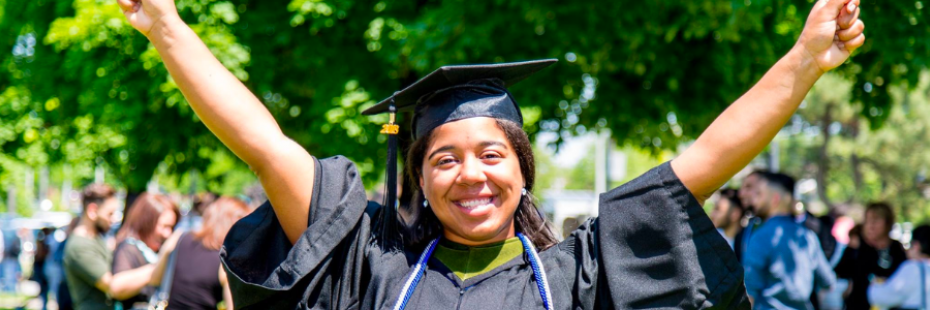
xmin=423 ymin=199 xmax=429 ymax=208
xmin=521 ymin=188 xmax=528 ymax=196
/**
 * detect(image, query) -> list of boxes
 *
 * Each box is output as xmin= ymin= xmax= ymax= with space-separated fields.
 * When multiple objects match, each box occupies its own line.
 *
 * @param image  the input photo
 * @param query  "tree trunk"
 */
xmin=816 ymin=103 xmax=834 ymax=210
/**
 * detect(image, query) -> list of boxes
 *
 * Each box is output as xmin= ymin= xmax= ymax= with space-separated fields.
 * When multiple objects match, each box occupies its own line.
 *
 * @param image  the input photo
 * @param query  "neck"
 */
xmin=764 ymin=204 xmax=793 ymax=220
xmin=723 ymin=225 xmax=740 ymax=238
xmin=73 ymin=217 xmax=99 ymax=238
xmin=443 ymin=223 xmax=516 ymax=247
xmin=868 ymin=237 xmax=891 ymax=249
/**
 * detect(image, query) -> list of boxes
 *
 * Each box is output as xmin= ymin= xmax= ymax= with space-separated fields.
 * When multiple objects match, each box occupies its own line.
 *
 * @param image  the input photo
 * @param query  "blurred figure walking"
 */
xmin=1 ymin=226 xmax=21 ymax=293
xmin=735 ymin=170 xmax=766 ymax=263
xmin=710 ymin=188 xmax=746 ymax=249
xmin=33 ymin=227 xmax=55 ymax=310
xmin=835 ymin=203 xmax=906 ymax=310
xmin=868 ymin=225 xmax=930 ymax=309
xmin=63 ymin=183 xmax=121 ymax=310
xmin=151 ymin=197 xmax=249 ymax=310
xmin=110 ymin=193 xmax=180 ymax=309
xmin=743 ymin=172 xmax=835 ymax=309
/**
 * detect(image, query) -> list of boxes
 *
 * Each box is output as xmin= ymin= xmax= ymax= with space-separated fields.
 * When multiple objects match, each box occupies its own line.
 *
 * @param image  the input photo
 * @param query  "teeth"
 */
xmin=458 ymin=197 xmax=492 ymax=209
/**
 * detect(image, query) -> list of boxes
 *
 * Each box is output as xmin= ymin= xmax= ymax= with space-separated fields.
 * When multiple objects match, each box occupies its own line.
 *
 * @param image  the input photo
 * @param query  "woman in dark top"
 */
xmin=152 ymin=197 xmax=248 ymax=310
xmin=111 ymin=193 xmax=180 ymax=309
xmin=117 ymin=0 xmax=865 ymax=308
xmin=836 ymin=202 xmax=907 ymax=310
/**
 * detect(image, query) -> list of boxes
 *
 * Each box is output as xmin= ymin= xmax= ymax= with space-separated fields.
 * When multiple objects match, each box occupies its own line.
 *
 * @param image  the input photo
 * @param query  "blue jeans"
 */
xmin=0 ymin=257 xmax=20 ymax=292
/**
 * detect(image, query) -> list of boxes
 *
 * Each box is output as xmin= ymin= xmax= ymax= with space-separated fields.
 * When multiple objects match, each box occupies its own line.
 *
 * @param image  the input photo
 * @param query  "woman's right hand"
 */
xmin=116 ymin=0 xmax=180 ymax=37
xmin=115 ymin=0 xmax=315 ymax=245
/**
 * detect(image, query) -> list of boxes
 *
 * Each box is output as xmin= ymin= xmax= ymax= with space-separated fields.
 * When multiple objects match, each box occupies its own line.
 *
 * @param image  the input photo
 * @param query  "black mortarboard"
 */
xmin=362 ymin=59 xmax=557 ymax=137
xmin=362 ymin=59 xmax=557 ymax=209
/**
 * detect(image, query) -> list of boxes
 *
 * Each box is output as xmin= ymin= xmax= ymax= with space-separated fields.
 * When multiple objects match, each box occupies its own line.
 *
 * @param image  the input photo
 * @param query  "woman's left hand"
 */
xmin=671 ymin=0 xmax=865 ymax=203
xmin=797 ymin=0 xmax=865 ymax=73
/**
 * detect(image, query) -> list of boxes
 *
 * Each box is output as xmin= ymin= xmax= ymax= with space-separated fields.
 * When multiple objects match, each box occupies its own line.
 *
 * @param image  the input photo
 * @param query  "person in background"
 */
xmin=56 ymin=218 xmax=81 ymax=310
xmin=110 ymin=193 xmax=180 ymax=309
xmin=735 ymin=170 xmax=766 ymax=262
xmin=710 ymin=188 xmax=745 ymax=249
xmin=64 ymin=183 xmax=121 ymax=310
xmin=739 ymin=170 xmax=764 ymax=213
xmin=797 ymin=206 xmax=839 ymax=310
xmin=176 ymin=192 xmax=216 ymax=233
xmin=64 ymin=184 xmax=162 ymax=310
xmin=743 ymin=172 xmax=835 ymax=309
xmin=151 ymin=197 xmax=249 ymax=310
xmin=1 ymin=226 xmax=22 ymax=293
xmin=867 ymin=225 xmax=930 ymax=309
xmin=0 ymin=229 xmax=4 ymax=285
xmin=33 ymin=227 xmax=54 ymax=310
xmin=835 ymin=202 xmax=907 ymax=310
xmin=847 ymin=224 xmax=862 ymax=250
xmin=818 ymin=223 xmax=861 ymax=310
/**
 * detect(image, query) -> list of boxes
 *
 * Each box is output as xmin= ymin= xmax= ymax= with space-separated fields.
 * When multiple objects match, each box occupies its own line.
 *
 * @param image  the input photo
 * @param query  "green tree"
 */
xmin=1 ymin=0 xmax=927 ymax=199
xmin=779 ymin=72 xmax=930 ymax=223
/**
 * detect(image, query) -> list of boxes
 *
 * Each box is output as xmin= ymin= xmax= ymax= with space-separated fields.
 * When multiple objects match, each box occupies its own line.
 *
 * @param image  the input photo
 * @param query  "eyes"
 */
xmin=434 ymin=151 xmax=505 ymax=168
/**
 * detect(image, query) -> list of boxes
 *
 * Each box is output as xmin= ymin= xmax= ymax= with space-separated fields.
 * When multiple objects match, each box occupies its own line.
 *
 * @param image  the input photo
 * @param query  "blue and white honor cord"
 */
xmin=392 ymin=233 xmax=554 ymax=310
xmin=517 ymin=233 xmax=554 ymax=310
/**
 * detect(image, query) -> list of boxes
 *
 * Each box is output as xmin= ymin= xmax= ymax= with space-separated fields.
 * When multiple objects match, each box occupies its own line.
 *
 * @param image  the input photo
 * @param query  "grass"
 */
xmin=0 ymin=292 xmax=29 ymax=310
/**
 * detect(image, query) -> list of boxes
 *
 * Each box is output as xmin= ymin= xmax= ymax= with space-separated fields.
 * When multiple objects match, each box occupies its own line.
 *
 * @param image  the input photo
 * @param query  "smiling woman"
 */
xmin=405 ymin=117 xmax=557 ymax=251
xmin=116 ymin=0 xmax=866 ymax=308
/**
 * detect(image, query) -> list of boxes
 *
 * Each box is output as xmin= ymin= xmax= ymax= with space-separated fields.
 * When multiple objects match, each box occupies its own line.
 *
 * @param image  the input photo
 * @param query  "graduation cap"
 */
xmin=362 ymin=59 xmax=557 ymax=209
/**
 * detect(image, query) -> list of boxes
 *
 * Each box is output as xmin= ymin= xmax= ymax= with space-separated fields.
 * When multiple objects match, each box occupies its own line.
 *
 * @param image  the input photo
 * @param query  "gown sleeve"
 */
xmin=219 ymin=156 xmax=376 ymax=309
xmin=567 ymin=162 xmax=750 ymax=309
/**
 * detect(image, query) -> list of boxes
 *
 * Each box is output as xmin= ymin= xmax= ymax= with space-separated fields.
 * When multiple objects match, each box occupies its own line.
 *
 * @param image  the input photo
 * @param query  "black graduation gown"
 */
xmin=220 ymin=156 xmax=750 ymax=309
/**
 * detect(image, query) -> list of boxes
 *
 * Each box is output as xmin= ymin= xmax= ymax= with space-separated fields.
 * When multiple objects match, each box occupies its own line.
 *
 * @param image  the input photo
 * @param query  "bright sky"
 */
xmin=535 ymin=131 xmax=598 ymax=168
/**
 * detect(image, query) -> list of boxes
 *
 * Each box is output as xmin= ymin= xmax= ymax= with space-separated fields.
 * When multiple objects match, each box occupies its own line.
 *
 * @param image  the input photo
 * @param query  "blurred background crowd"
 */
xmin=0 ymin=184 xmax=263 ymax=310
xmin=711 ymin=171 xmax=930 ymax=310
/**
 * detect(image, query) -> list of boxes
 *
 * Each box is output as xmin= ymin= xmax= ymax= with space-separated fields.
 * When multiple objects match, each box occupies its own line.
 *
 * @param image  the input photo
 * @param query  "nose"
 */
xmin=457 ymin=156 xmax=487 ymax=186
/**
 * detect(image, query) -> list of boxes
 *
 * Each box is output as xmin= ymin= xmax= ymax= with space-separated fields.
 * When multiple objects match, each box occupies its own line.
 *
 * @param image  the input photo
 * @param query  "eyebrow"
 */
xmin=427 ymin=140 xmax=509 ymax=160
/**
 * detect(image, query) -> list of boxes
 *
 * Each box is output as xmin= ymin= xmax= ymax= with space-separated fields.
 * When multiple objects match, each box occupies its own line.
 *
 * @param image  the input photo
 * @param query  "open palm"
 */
xmin=798 ymin=0 xmax=865 ymax=72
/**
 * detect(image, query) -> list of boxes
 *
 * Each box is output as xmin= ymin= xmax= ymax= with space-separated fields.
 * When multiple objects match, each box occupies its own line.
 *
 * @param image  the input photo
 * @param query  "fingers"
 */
xmin=848 ymin=0 xmax=861 ymax=13
xmin=116 ymin=0 xmax=131 ymax=12
xmin=821 ymin=0 xmax=852 ymax=17
xmin=837 ymin=19 xmax=864 ymax=41
xmin=116 ymin=0 xmax=134 ymax=12
xmin=842 ymin=33 xmax=866 ymax=53
xmin=837 ymin=0 xmax=861 ymax=29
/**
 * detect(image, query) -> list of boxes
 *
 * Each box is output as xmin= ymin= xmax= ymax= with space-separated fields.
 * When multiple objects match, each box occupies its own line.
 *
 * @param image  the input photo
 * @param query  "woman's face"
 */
xmin=420 ymin=117 xmax=524 ymax=246
xmin=864 ymin=210 xmax=889 ymax=245
xmin=709 ymin=198 xmax=732 ymax=228
xmin=148 ymin=210 xmax=177 ymax=252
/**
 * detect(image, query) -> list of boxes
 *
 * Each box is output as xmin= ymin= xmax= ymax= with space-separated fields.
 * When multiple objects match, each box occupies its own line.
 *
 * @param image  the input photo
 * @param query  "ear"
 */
xmin=85 ymin=203 xmax=99 ymax=221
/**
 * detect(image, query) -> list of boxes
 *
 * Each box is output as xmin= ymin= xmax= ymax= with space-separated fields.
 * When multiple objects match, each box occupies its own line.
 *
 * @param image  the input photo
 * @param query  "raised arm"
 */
xmin=671 ymin=0 xmax=864 ymax=202
xmin=117 ymin=0 xmax=313 ymax=243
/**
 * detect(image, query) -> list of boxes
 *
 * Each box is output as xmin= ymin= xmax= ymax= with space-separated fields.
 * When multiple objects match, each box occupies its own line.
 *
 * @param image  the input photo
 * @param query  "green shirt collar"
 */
xmin=433 ymin=237 xmax=524 ymax=281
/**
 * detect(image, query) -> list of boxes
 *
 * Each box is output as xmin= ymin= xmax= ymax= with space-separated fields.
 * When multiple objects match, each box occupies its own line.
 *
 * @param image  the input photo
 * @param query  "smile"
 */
xmin=453 ymin=196 xmax=497 ymax=211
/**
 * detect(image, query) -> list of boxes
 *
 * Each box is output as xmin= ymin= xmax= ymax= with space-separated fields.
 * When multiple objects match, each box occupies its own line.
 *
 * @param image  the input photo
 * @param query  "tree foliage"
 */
xmin=780 ymin=72 xmax=930 ymax=223
xmin=1 ymin=0 xmax=928 ymax=195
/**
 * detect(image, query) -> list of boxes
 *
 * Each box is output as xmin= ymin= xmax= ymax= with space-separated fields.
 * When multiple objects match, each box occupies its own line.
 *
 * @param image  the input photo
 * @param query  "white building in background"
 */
xmin=541 ymin=190 xmax=599 ymax=239
xmin=537 ymin=130 xmax=629 ymax=239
